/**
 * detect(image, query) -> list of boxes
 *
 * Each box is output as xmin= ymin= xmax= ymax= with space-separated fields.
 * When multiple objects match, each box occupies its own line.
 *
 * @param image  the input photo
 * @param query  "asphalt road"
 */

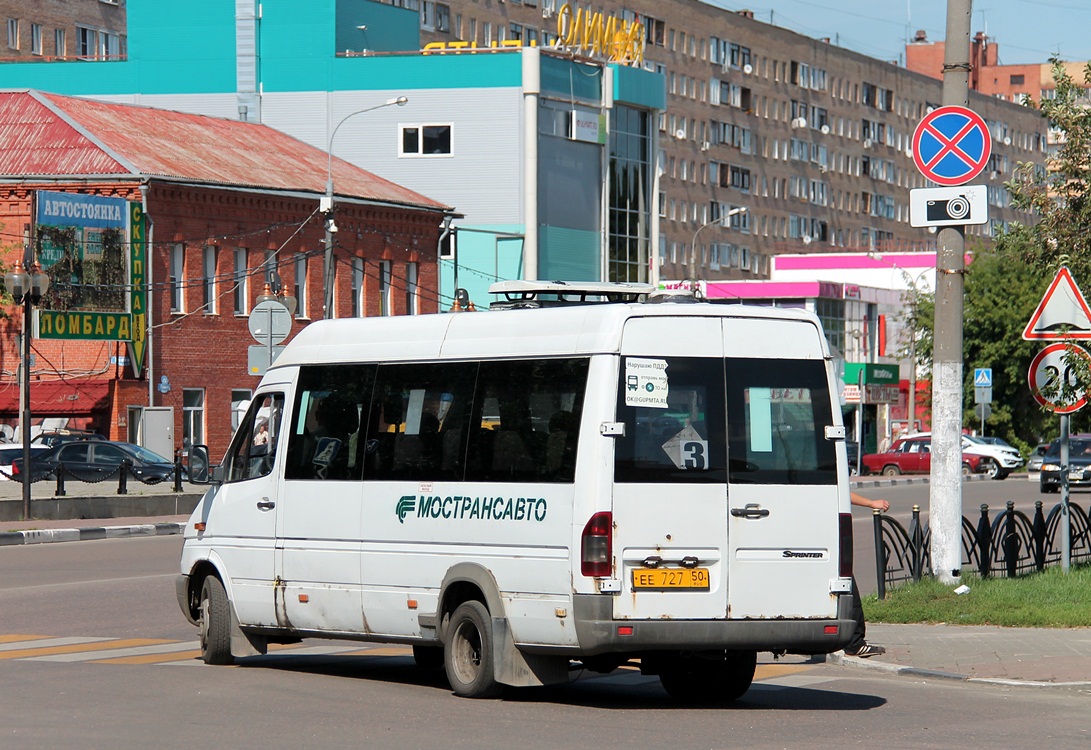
xmin=1 ymin=531 xmax=1088 ymax=749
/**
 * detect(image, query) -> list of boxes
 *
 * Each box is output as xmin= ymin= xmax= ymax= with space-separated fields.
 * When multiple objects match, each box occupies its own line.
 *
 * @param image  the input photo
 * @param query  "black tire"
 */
xmin=882 ymin=465 xmax=900 ymax=477
xmin=1041 ymin=482 xmax=1059 ymax=494
xmin=995 ymin=470 xmax=1009 ymax=481
xmin=444 ymin=601 xmax=502 ymax=698
xmin=659 ymin=650 xmax=757 ymax=705
xmin=413 ymin=644 xmax=445 ymax=671
xmin=982 ymin=459 xmax=1000 ymax=479
xmin=199 ymin=576 xmax=234 ymax=665
xmin=962 ymin=462 xmax=974 ymax=476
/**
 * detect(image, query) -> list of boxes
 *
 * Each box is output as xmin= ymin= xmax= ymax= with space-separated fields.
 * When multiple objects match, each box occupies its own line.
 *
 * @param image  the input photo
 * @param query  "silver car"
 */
xmin=1027 ymin=442 xmax=1051 ymax=473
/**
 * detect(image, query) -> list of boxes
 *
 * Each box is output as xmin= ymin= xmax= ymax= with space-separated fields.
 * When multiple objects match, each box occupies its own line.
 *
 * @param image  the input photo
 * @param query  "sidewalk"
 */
xmin=830 ymin=622 xmax=1091 ymax=689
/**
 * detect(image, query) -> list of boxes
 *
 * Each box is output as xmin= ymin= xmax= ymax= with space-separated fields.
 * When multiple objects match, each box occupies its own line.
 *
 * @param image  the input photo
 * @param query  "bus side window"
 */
xmin=284 ymin=364 xmax=375 ymax=481
xmin=224 ymin=393 xmax=284 ymax=483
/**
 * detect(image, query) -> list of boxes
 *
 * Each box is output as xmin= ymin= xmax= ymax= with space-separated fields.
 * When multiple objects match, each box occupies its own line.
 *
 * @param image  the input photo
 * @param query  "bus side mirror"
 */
xmin=188 ymin=445 xmax=221 ymax=485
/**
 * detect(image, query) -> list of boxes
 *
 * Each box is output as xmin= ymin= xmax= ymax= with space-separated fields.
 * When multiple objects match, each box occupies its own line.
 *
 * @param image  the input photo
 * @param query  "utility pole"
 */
xmin=930 ymin=0 xmax=973 ymax=585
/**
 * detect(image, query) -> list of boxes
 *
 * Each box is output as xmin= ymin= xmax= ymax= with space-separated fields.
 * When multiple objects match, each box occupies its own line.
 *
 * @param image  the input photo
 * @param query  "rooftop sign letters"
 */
xmin=422 ymin=4 xmax=645 ymax=66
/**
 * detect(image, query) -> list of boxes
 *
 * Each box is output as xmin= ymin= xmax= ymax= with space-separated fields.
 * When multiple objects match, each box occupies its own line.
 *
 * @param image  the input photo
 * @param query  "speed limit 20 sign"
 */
xmin=1028 ymin=342 xmax=1091 ymax=414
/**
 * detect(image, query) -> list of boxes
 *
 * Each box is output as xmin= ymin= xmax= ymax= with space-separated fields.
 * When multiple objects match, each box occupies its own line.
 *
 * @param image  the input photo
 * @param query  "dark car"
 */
xmin=30 ymin=429 xmax=106 ymax=449
xmin=846 ymin=441 xmax=860 ymax=475
xmin=13 ymin=440 xmax=178 ymax=483
xmin=1039 ymin=437 xmax=1091 ymax=493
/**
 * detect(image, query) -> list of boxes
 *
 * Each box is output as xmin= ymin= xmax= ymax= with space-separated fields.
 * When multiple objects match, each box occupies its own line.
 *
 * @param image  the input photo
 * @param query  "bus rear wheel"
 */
xmin=444 ymin=601 xmax=503 ymax=699
xmin=659 ymin=650 xmax=757 ymax=705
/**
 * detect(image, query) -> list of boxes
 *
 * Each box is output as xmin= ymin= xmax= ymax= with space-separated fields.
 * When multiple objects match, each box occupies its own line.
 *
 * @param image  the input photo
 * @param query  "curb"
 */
xmin=826 ymin=651 xmax=1091 ymax=689
xmin=851 ymin=473 xmax=991 ymax=489
xmin=0 ymin=522 xmax=185 ymax=546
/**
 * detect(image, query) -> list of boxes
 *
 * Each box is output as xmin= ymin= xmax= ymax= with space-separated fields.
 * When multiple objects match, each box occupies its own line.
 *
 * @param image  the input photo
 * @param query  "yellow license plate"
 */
xmin=631 ymin=568 xmax=710 ymax=590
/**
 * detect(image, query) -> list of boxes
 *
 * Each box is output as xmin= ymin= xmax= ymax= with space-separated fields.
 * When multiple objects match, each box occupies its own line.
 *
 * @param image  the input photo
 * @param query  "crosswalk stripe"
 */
xmin=0 ymin=638 xmax=168 ymax=660
xmin=0 ymin=636 xmax=115 ymax=654
xmin=0 ymin=634 xmax=52 ymax=645
xmin=97 ymin=649 xmax=203 ymax=665
xmin=29 ymin=640 xmax=199 ymax=663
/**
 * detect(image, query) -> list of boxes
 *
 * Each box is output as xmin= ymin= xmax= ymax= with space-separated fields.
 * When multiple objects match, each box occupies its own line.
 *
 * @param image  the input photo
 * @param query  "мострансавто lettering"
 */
xmin=396 ymin=494 xmax=547 ymax=523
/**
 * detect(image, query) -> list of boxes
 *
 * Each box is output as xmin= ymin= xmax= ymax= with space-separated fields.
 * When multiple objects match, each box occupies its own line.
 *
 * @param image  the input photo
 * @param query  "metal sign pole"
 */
xmin=1061 ymin=413 xmax=1071 ymax=573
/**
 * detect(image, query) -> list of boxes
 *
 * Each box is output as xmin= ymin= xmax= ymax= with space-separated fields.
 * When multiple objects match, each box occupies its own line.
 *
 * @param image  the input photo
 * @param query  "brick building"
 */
xmin=906 ymin=29 xmax=1089 ymax=105
xmin=2 ymin=0 xmax=126 ymax=61
xmin=0 ymin=90 xmax=450 ymax=456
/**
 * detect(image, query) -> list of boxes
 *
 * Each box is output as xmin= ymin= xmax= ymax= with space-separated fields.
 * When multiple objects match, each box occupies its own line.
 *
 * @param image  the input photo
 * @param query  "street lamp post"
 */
xmin=4 ymin=255 xmax=50 ymax=521
xmin=323 ymin=95 xmax=408 ymax=319
xmin=689 ymin=206 xmax=747 ymax=294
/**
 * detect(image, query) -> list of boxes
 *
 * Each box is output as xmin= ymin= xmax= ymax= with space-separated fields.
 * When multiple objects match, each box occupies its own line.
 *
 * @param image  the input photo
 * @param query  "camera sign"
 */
xmin=909 ymin=185 xmax=988 ymax=228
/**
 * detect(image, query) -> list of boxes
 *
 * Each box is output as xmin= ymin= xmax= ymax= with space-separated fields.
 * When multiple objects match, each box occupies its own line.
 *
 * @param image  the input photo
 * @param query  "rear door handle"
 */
xmin=257 ymin=499 xmax=276 ymax=511
xmin=731 ymin=504 xmax=770 ymax=519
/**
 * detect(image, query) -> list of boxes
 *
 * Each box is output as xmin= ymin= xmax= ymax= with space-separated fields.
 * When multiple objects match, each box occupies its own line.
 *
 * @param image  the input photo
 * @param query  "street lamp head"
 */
xmin=4 ymin=258 xmax=28 ymax=300
xmin=389 ymin=96 xmax=409 ymax=107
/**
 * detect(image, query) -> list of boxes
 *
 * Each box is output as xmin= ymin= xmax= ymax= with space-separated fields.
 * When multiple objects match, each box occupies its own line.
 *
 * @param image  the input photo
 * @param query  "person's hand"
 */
xmin=873 ymin=498 xmax=890 ymax=512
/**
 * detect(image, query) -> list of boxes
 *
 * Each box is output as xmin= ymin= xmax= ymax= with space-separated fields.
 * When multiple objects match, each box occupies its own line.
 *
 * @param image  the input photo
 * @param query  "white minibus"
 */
xmin=177 ymin=282 xmax=855 ymax=703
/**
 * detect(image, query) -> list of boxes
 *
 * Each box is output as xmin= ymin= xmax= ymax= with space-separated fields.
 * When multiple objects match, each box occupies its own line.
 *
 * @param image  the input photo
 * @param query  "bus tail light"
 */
xmin=839 ymin=512 xmax=853 ymax=577
xmin=581 ymin=511 xmax=612 ymax=577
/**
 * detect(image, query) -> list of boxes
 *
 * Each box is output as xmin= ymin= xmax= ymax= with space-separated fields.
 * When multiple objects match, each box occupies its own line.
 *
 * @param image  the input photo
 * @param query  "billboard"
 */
xmin=33 ymin=191 xmax=147 ymax=374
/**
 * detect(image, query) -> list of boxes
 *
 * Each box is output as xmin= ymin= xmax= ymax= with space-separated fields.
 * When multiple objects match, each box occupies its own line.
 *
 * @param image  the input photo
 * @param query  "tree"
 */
xmin=1006 ymin=61 xmax=1091 ymax=279
xmin=988 ymin=60 xmax=1091 ymax=447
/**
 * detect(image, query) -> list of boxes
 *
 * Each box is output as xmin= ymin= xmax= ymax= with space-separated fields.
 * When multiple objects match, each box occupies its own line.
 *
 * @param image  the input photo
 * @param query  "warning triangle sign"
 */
xmin=1023 ymin=267 xmax=1091 ymax=340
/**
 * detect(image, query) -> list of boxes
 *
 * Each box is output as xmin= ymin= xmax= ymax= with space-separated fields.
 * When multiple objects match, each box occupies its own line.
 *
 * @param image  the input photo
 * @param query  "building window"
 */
xmin=1010 ymin=74 xmax=1025 ymax=85
xmin=509 ymin=23 xmax=523 ymax=41
xmin=234 ymin=248 xmax=248 ymax=315
xmin=169 ymin=244 xmax=184 ymax=313
xmin=379 ymin=261 xmax=392 ymax=316
xmin=7 ymin=18 xmax=18 ymax=49
xmin=421 ymin=2 xmax=450 ymax=32
xmin=293 ymin=253 xmax=307 ymax=319
xmin=406 ymin=262 xmax=419 ymax=315
xmin=202 ymin=246 xmax=217 ymax=313
xmin=54 ymin=29 xmax=65 ymax=58
xmin=30 ymin=23 xmax=41 ymax=55
xmin=76 ymin=26 xmax=95 ymax=58
xmin=182 ymin=389 xmax=205 ymax=453
xmin=608 ymin=105 xmax=652 ymax=283
xmin=351 ymin=257 xmax=364 ymax=317
xmin=400 ymin=124 xmax=452 ymax=156
xmin=99 ymin=31 xmax=120 ymax=59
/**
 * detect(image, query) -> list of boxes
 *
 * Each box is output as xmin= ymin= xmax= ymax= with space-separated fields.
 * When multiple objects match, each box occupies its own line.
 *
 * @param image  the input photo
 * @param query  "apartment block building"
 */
xmin=2 ymin=0 xmax=126 ymax=61
xmin=401 ymin=0 xmax=1047 ymax=281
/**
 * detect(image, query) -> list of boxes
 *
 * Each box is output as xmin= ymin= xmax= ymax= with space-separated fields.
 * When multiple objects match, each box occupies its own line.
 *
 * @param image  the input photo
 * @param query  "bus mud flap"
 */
xmin=491 ymin=617 xmax=569 ymax=688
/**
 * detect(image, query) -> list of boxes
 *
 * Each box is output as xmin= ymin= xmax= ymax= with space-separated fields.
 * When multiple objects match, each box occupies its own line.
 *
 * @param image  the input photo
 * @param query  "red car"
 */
xmin=862 ymin=435 xmax=983 ymax=476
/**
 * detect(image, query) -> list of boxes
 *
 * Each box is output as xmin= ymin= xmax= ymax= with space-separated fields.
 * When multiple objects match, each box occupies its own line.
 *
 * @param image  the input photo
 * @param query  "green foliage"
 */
xmin=863 ymin=565 xmax=1091 ymax=628
xmin=1006 ymin=60 xmax=1091 ymax=278
xmin=965 ymin=61 xmax=1091 ymax=450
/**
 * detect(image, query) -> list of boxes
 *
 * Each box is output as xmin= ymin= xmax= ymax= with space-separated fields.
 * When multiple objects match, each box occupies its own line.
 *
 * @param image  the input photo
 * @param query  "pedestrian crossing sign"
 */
xmin=974 ymin=368 xmax=992 ymax=387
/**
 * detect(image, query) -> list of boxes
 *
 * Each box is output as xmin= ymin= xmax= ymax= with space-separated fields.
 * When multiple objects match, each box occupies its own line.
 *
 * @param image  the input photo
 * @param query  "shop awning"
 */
xmin=0 ymin=381 xmax=112 ymax=416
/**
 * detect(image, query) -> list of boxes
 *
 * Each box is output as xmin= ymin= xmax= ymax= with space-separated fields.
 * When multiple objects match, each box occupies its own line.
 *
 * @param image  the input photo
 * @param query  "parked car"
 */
xmin=12 ymin=441 xmax=178 ymax=483
xmin=960 ymin=434 xmax=1024 ymax=480
xmin=861 ymin=435 xmax=983 ymax=477
xmin=0 ymin=443 xmax=51 ymax=480
xmin=1027 ymin=442 xmax=1051 ymax=473
xmin=1039 ymin=437 xmax=1091 ymax=493
xmin=30 ymin=429 xmax=106 ymax=449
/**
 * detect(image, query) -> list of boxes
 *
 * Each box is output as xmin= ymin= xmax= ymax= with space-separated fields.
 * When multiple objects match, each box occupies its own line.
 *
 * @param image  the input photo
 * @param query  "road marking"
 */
xmin=0 ymin=637 xmax=167 ymax=660
xmin=0 ymin=636 xmax=115 ymax=653
xmin=29 ymin=640 xmax=198 ymax=663
xmin=0 ymin=634 xmax=52 ymax=645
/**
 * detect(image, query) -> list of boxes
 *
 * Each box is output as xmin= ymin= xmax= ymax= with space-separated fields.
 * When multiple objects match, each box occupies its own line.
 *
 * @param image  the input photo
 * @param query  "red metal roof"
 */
xmin=0 ymin=90 xmax=448 ymax=211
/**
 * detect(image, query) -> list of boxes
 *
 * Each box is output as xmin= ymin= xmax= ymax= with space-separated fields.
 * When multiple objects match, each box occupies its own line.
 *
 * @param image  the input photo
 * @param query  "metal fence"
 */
xmin=872 ymin=499 xmax=1091 ymax=599
xmin=1 ymin=459 xmax=187 ymax=496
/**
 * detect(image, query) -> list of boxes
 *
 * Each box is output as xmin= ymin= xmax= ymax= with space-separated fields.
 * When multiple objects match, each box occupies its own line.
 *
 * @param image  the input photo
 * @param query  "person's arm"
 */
xmin=850 ymin=492 xmax=890 ymax=512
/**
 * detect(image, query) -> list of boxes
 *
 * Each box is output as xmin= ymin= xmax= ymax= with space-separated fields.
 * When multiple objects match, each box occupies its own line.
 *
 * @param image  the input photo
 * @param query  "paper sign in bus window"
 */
xmin=624 ymin=357 xmax=669 ymax=408
xmin=662 ymin=424 xmax=709 ymax=470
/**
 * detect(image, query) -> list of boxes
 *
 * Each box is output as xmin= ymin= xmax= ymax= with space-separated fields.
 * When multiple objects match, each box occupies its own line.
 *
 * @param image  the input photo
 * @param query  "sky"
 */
xmin=714 ymin=1 xmax=1091 ymax=67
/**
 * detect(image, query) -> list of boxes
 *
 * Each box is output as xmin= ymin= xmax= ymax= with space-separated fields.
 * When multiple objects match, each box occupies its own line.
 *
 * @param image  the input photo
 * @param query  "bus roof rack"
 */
xmin=487 ymin=280 xmax=657 ymax=309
